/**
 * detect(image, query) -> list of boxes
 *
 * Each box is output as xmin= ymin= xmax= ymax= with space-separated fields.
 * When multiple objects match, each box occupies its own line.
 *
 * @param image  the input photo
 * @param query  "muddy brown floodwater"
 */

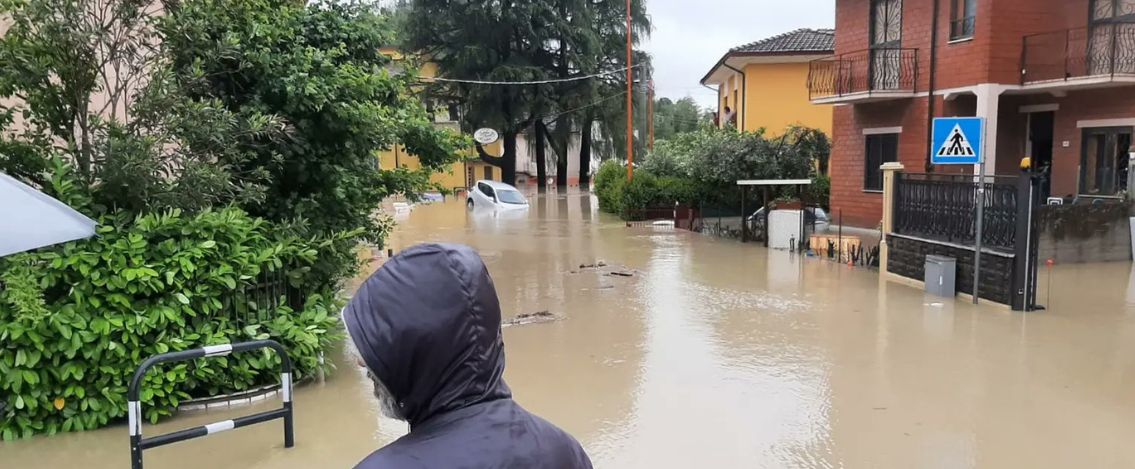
xmin=7 ymin=190 xmax=1135 ymax=468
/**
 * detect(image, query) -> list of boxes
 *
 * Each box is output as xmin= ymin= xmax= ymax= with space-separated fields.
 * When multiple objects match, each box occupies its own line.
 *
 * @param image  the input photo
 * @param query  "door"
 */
xmin=1028 ymin=111 xmax=1055 ymax=200
xmin=1079 ymin=126 xmax=1133 ymax=196
xmin=870 ymin=0 xmax=903 ymax=91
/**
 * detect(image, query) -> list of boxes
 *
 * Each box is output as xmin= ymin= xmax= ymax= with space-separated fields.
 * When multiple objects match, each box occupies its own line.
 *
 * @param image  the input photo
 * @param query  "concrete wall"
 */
xmin=714 ymin=60 xmax=833 ymax=137
xmin=1038 ymin=202 xmax=1134 ymax=264
xmin=742 ymin=62 xmax=834 ymax=135
xmin=888 ymin=234 xmax=1015 ymax=304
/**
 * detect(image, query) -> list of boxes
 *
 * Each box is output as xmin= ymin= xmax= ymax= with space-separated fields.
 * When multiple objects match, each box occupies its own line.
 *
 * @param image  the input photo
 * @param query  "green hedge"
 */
xmin=0 ymin=208 xmax=342 ymax=440
xmin=594 ymin=161 xmax=706 ymax=220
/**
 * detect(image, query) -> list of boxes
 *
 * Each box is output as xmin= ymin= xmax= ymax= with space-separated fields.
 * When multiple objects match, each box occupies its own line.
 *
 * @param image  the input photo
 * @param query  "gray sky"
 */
xmin=642 ymin=0 xmax=834 ymax=110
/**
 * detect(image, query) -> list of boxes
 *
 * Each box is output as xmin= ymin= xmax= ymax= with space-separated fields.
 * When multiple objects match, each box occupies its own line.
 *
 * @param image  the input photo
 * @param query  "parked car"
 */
xmin=468 ymin=180 xmax=529 ymax=210
xmin=746 ymin=206 xmax=830 ymax=234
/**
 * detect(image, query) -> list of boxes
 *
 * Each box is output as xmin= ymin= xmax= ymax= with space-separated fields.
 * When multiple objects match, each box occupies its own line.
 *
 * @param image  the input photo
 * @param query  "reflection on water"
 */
xmin=6 ymin=190 xmax=1135 ymax=468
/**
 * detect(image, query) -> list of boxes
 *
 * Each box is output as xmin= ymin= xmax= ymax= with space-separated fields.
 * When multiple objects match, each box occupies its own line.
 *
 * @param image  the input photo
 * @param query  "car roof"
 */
xmin=476 ymin=180 xmax=520 ymax=191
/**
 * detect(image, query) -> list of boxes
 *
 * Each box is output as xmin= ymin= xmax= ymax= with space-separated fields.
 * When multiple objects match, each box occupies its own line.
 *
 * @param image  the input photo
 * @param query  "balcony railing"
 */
xmin=1022 ymin=24 xmax=1135 ymax=84
xmin=808 ymin=48 xmax=919 ymax=101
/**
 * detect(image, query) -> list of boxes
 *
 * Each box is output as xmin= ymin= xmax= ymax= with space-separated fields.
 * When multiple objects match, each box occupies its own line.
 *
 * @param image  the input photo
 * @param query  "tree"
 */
xmin=161 ymin=0 xmax=463 ymax=284
xmin=401 ymin=0 xmax=573 ymax=185
xmin=581 ymin=0 xmax=650 ymax=186
xmin=653 ymin=96 xmax=705 ymax=142
xmin=0 ymin=0 xmax=273 ymax=214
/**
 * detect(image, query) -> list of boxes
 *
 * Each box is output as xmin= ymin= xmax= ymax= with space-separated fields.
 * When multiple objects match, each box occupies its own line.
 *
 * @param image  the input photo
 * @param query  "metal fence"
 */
xmin=220 ymin=268 xmax=305 ymax=328
xmin=893 ymin=173 xmax=1018 ymax=251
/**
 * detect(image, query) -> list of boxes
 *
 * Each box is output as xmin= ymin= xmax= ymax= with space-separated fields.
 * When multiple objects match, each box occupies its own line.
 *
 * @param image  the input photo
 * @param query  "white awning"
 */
xmin=0 ymin=171 xmax=97 ymax=257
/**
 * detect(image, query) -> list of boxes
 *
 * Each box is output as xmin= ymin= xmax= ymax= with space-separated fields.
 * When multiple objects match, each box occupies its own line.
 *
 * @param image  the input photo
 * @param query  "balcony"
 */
xmin=1021 ymin=24 xmax=1135 ymax=89
xmin=808 ymin=48 xmax=919 ymax=104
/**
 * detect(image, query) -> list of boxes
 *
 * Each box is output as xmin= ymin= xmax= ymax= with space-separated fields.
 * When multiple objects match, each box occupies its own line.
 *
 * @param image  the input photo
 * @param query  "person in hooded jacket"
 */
xmin=343 ymin=243 xmax=593 ymax=469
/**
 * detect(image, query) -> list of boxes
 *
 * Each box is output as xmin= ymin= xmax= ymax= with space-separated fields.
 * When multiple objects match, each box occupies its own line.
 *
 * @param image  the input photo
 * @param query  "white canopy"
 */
xmin=736 ymin=179 xmax=812 ymax=186
xmin=0 ymin=171 xmax=97 ymax=257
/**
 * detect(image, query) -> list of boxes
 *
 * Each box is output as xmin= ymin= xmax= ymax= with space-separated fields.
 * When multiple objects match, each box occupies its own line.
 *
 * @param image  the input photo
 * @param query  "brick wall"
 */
xmin=830 ymin=97 xmax=936 ymax=227
xmin=836 ymin=0 xmax=1094 ymax=90
xmin=829 ymin=0 xmax=1129 ymax=227
xmin=888 ymin=234 xmax=1015 ymax=304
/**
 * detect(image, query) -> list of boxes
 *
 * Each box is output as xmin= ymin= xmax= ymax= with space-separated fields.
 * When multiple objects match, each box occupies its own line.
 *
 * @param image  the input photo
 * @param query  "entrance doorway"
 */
xmin=1080 ymin=126 xmax=1133 ymax=198
xmin=1027 ymin=111 xmax=1054 ymax=200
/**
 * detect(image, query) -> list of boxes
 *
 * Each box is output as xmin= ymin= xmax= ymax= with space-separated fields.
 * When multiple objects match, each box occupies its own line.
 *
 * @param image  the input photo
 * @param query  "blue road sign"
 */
xmin=931 ymin=117 xmax=984 ymax=165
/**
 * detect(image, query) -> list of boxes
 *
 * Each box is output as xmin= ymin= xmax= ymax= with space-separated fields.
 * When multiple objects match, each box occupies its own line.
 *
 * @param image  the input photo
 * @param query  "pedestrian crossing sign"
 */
xmin=931 ymin=117 xmax=984 ymax=165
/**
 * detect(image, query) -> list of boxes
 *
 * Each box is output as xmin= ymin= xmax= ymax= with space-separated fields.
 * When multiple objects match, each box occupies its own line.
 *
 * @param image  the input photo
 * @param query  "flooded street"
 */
xmin=6 ymin=190 xmax=1135 ymax=468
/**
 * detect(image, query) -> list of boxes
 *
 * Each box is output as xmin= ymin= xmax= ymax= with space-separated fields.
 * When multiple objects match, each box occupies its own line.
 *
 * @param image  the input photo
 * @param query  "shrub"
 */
xmin=594 ymin=160 xmax=626 ymax=214
xmin=806 ymin=174 xmax=831 ymax=209
xmin=619 ymin=171 xmax=661 ymax=219
xmin=0 ymin=208 xmax=342 ymax=439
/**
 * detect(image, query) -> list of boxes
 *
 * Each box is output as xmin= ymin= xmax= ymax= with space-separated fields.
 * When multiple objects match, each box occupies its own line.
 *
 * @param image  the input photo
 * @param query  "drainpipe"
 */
xmin=924 ymin=0 xmax=941 ymax=172
xmin=724 ymin=63 xmax=747 ymax=131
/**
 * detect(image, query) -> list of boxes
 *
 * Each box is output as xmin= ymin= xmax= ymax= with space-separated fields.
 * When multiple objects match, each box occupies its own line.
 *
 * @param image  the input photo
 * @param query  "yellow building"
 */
xmin=376 ymin=48 xmax=501 ymax=192
xmin=701 ymin=28 xmax=834 ymax=136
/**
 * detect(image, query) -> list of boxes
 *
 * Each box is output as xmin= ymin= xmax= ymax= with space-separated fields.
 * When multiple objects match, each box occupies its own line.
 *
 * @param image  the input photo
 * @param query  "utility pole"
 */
xmin=625 ymin=0 xmax=634 ymax=181
xmin=647 ymin=80 xmax=654 ymax=151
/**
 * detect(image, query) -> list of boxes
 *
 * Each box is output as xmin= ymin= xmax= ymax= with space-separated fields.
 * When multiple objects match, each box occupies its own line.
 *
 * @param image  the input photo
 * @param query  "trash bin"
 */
xmin=924 ymin=255 xmax=957 ymax=297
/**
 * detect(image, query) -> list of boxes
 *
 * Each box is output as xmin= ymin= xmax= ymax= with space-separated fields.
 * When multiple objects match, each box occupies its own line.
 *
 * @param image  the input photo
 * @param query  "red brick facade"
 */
xmin=829 ymin=0 xmax=1135 ymax=227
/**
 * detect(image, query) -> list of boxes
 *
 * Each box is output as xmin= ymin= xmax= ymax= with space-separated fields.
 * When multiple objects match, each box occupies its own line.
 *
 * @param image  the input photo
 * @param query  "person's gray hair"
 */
xmin=344 ymin=324 xmax=405 ymax=421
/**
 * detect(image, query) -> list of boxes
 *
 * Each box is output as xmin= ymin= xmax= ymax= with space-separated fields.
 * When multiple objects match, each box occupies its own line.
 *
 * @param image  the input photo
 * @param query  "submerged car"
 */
xmin=746 ymin=206 xmax=830 ymax=234
xmin=468 ymin=180 xmax=529 ymax=210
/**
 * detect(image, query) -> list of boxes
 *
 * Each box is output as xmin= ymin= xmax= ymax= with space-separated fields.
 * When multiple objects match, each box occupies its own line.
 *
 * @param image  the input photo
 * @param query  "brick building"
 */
xmin=813 ymin=0 xmax=1135 ymax=227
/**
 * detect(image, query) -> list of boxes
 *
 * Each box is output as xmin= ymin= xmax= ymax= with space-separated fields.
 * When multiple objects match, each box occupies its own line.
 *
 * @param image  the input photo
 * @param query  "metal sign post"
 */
xmin=930 ymin=117 xmax=987 ymax=304
xmin=973 ymin=158 xmax=986 ymax=304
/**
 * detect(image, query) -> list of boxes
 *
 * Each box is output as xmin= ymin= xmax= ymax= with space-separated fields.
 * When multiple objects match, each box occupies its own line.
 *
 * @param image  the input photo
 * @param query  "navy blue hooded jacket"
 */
xmin=344 ymin=243 xmax=593 ymax=469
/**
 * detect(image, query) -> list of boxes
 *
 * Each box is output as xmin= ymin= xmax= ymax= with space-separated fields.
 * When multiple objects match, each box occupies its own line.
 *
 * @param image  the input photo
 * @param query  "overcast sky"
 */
xmin=642 ymin=0 xmax=834 ymax=110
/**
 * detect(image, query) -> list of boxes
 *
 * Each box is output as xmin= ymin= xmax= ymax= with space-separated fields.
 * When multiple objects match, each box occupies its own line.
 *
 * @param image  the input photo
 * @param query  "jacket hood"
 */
xmin=344 ymin=243 xmax=511 ymax=426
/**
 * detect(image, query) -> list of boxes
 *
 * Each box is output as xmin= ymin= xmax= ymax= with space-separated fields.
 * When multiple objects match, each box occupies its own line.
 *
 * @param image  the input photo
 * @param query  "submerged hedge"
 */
xmin=0 ymin=208 xmax=342 ymax=439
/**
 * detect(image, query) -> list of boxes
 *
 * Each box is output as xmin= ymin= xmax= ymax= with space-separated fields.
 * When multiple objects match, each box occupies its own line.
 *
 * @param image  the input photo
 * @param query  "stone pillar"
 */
xmin=880 ymin=162 xmax=905 ymax=273
xmin=973 ymin=84 xmax=1008 ymax=177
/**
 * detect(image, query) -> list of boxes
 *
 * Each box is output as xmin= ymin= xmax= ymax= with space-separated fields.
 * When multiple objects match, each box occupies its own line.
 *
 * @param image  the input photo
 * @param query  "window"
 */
xmin=483 ymin=166 xmax=493 ymax=181
xmin=1088 ymin=0 xmax=1135 ymax=75
xmin=1079 ymin=127 xmax=1132 ymax=196
xmin=478 ymin=182 xmax=496 ymax=198
xmin=864 ymin=133 xmax=900 ymax=191
xmin=870 ymin=0 xmax=903 ymax=90
xmin=497 ymin=190 xmax=527 ymax=205
xmin=950 ymin=0 xmax=976 ymax=40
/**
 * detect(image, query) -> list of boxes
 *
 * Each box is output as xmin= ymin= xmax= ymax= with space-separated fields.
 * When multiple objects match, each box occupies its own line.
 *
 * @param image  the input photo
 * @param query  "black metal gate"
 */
xmin=891 ymin=172 xmax=1041 ymax=310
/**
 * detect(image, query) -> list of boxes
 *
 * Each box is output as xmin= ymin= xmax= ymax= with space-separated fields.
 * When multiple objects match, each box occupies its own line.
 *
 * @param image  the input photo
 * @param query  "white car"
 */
xmin=467 ymin=180 xmax=529 ymax=210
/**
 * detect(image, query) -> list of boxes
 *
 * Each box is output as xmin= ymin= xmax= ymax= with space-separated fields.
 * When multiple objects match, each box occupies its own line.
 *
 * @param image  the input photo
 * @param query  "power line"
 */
xmin=539 ymin=91 xmax=629 ymax=120
xmin=422 ymin=65 xmax=644 ymax=86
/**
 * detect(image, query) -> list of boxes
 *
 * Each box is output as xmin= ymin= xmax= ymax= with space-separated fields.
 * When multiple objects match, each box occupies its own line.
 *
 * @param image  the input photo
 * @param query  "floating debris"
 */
xmin=502 ymin=311 xmax=561 ymax=328
xmin=578 ymin=260 xmax=608 ymax=269
xmin=607 ymin=271 xmax=634 ymax=277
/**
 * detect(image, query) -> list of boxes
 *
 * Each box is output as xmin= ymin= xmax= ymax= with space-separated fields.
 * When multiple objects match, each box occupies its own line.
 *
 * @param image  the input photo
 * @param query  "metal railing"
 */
xmin=1022 ymin=24 xmax=1135 ymax=84
xmin=128 ymin=340 xmax=295 ymax=469
xmin=221 ymin=268 xmax=304 ymax=328
xmin=808 ymin=48 xmax=919 ymax=100
xmin=893 ymin=173 xmax=1018 ymax=251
